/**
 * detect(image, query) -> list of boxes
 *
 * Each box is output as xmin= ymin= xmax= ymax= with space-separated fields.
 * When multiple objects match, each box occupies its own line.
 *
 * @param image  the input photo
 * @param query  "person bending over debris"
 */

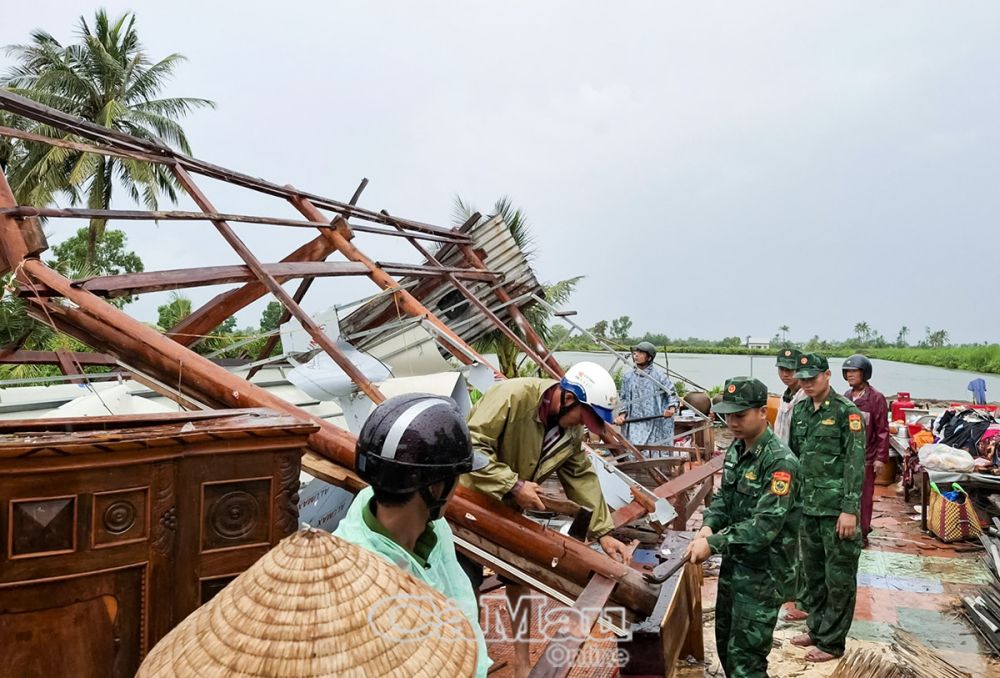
xmin=788 ymin=353 xmax=866 ymax=663
xmin=842 ymin=354 xmax=889 ymax=548
xmin=685 ymin=377 xmax=801 ymax=678
xmin=335 ymin=393 xmax=491 ymax=678
xmin=459 ymin=361 xmax=631 ymax=677
xmin=614 ymin=341 xmax=680 ymax=454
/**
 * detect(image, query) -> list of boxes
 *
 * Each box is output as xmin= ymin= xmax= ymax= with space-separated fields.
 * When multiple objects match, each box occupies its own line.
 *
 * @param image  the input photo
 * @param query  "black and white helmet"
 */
xmin=356 ymin=393 xmax=488 ymax=494
xmin=842 ymin=354 xmax=873 ymax=381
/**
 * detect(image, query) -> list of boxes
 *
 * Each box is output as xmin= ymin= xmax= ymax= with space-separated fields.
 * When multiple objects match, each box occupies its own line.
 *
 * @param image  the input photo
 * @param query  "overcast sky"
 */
xmin=3 ymin=2 xmax=999 ymax=344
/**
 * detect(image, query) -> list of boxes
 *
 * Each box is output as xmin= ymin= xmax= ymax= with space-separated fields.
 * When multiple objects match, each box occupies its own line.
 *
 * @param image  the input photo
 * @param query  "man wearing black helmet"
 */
xmin=614 ymin=341 xmax=680 ymax=455
xmin=842 ymin=354 xmax=889 ymax=547
xmin=335 ymin=393 xmax=492 ymax=678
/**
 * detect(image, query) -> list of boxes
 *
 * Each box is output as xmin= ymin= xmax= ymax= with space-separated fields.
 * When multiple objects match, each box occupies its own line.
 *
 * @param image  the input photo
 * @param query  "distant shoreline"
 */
xmin=556 ymin=344 xmax=1000 ymax=377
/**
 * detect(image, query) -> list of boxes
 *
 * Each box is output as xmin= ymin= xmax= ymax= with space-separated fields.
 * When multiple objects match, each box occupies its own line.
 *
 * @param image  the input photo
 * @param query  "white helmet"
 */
xmin=561 ymin=361 xmax=618 ymax=423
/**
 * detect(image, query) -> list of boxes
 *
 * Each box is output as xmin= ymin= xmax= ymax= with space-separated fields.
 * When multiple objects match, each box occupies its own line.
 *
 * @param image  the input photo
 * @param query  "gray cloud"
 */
xmin=3 ymin=2 xmax=998 ymax=343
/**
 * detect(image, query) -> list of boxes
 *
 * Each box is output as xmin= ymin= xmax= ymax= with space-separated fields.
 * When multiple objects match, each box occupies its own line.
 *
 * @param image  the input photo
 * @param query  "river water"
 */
xmin=536 ymin=352 xmax=992 ymax=402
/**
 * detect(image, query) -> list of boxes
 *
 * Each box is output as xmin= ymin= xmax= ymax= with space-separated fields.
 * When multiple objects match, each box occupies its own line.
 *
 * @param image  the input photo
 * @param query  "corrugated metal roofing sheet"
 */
xmin=339 ymin=215 xmax=543 ymax=354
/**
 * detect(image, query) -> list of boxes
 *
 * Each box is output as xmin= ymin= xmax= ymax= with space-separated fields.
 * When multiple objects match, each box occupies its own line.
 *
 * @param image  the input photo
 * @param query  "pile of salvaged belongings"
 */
xmin=828 ymin=628 xmax=971 ymax=677
xmin=137 ymin=529 xmax=478 ymax=678
xmin=937 ymin=408 xmax=1000 ymax=474
xmin=963 ymin=519 xmax=1000 ymax=656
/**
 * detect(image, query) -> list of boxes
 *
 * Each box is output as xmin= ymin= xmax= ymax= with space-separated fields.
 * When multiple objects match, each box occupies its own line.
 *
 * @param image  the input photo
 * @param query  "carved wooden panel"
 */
xmin=0 ymin=565 xmax=143 ymax=677
xmin=200 ymin=478 xmax=271 ymax=552
xmin=0 ymin=410 xmax=316 ymax=676
xmin=8 ymin=495 xmax=77 ymax=559
xmin=150 ymin=463 xmax=176 ymax=558
xmin=274 ymin=451 xmax=301 ymax=538
xmin=92 ymin=487 xmax=149 ymax=549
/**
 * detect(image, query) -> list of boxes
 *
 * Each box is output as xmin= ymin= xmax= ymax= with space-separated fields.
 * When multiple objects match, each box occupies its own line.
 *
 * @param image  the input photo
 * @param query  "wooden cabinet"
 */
xmin=0 ymin=409 xmax=317 ymax=677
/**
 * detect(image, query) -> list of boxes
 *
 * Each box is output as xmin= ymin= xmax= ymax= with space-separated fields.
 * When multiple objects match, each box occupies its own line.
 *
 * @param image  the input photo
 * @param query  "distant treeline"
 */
xmin=552 ymin=331 xmax=1000 ymax=375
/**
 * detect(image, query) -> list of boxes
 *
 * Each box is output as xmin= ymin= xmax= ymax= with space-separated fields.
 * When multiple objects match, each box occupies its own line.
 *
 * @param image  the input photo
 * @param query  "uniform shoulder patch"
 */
xmin=770 ymin=470 xmax=792 ymax=496
xmin=848 ymin=412 xmax=863 ymax=432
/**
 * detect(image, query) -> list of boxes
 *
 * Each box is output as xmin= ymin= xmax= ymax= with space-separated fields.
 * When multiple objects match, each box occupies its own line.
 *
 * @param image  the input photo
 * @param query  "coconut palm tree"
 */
xmin=853 ymin=321 xmax=872 ymax=344
xmin=2 ymin=9 xmax=214 ymax=266
xmin=452 ymin=195 xmax=581 ymax=377
xmin=779 ymin=324 xmax=790 ymax=343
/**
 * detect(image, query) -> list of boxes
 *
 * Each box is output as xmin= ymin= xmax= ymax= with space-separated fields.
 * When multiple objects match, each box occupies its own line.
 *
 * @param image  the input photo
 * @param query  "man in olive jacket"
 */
xmin=459 ymin=363 xmax=630 ymax=677
xmin=459 ymin=369 xmax=630 ymax=559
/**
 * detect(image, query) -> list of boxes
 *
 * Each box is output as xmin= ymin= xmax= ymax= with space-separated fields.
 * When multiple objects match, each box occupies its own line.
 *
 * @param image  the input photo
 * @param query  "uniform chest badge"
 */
xmin=821 ymin=418 xmax=836 ymax=426
xmin=744 ymin=470 xmax=757 ymax=481
xmin=770 ymin=471 xmax=792 ymax=496
xmin=849 ymin=413 xmax=863 ymax=432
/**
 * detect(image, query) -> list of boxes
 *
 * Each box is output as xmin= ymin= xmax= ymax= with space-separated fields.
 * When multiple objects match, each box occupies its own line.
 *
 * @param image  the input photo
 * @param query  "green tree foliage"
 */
xmin=924 ymin=327 xmax=949 ymax=348
xmin=896 ymin=325 xmax=910 ymax=347
xmin=260 ymin=301 xmax=283 ymax=333
xmin=0 ymin=227 xmax=143 ymax=382
xmin=610 ymin=315 xmax=632 ymax=340
xmin=590 ymin=320 xmax=608 ymax=339
xmin=853 ymin=321 xmax=872 ymax=344
xmin=49 ymin=227 xmax=143 ymax=306
xmin=2 ymin=9 xmax=214 ymax=266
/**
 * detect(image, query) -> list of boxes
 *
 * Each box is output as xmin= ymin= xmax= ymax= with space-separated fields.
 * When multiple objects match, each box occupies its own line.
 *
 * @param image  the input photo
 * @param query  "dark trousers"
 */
xmin=799 ymin=514 xmax=862 ymax=656
xmin=715 ymin=563 xmax=780 ymax=678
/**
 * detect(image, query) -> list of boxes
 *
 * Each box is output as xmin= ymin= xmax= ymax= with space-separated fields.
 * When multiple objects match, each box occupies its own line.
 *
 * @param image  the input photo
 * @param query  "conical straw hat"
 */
xmin=138 ymin=528 xmax=478 ymax=677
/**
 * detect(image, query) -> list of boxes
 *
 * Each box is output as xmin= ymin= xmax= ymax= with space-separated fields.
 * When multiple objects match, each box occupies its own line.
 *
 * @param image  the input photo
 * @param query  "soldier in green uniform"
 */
xmin=787 ymin=353 xmax=865 ymax=662
xmin=684 ymin=377 xmax=800 ymax=678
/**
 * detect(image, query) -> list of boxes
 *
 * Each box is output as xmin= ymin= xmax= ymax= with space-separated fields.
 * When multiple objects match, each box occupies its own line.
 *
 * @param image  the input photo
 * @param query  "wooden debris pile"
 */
xmin=829 ymin=629 xmax=971 ymax=678
xmin=963 ymin=518 xmax=1000 ymax=654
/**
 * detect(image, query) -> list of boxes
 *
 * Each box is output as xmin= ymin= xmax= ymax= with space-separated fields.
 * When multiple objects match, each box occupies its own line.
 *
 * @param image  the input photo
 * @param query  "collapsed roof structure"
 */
xmin=0 ymin=90 xmax=720 ymax=677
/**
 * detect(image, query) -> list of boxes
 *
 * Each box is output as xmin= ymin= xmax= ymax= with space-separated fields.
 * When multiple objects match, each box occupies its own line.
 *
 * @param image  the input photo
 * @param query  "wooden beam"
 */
xmin=683 ymin=477 xmax=715 ymax=524
xmin=612 ymin=456 xmax=724 ymax=527
xmin=0 ymin=349 xmax=117 ymax=366
xmin=289 ymin=196 xmax=494 ymax=368
xmin=167 ymin=232 xmax=339 ymax=346
xmin=74 ymin=261 xmax=496 ymax=300
xmin=0 ymin=91 xmax=465 ymax=240
xmin=526 ymin=574 xmax=619 ymax=678
xmin=247 ymin=177 xmax=367 ymax=380
xmin=0 ymin=206 xmax=469 ymax=244
xmin=76 ymin=261 xmax=371 ymax=298
xmin=458 ymin=243 xmax=562 ymax=376
xmin=171 ymin=165 xmax=386 ymax=404
xmin=52 ymin=349 xmax=83 ymax=384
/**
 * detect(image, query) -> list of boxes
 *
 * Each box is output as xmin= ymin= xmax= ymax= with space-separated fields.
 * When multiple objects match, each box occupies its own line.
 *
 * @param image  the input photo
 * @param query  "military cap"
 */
xmin=712 ymin=376 xmax=769 ymax=414
xmin=793 ymin=352 xmax=829 ymax=379
xmin=775 ymin=347 xmax=802 ymax=369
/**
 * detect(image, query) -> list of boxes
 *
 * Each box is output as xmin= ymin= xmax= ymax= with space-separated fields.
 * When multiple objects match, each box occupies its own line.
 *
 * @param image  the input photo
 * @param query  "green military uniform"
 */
xmin=788 ymin=353 xmax=866 ymax=657
xmin=460 ymin=377 xmax=614 ymax=538
xmin=703 ymin=377 xmax=801 ymax=678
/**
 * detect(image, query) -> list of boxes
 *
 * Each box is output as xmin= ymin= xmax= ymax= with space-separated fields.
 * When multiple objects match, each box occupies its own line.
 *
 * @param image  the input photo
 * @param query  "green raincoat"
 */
xmin=334 ymin=487 xmax=490 ymax=677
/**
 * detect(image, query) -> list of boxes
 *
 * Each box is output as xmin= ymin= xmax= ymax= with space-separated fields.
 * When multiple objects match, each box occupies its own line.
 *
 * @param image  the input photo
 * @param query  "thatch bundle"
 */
xmin=138 ymin=529 xmax=477 ymax=677
xmin=829 ymin=629 xmax=970 ymax=678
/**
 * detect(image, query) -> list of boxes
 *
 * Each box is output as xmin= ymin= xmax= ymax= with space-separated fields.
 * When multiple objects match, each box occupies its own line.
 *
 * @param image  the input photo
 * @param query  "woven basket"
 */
xmin=138 ymin=529 xmax=477 ymax=677
xmin=928 ymin=486 xmax=983 ymax=543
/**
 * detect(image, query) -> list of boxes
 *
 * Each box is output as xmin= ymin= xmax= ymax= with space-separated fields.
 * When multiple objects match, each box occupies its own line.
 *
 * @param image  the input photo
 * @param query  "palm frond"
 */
xmin=2 ymin=9 xmax=212 ymax=266
xmin=451 ymin=194 xmax=478 ymax=228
